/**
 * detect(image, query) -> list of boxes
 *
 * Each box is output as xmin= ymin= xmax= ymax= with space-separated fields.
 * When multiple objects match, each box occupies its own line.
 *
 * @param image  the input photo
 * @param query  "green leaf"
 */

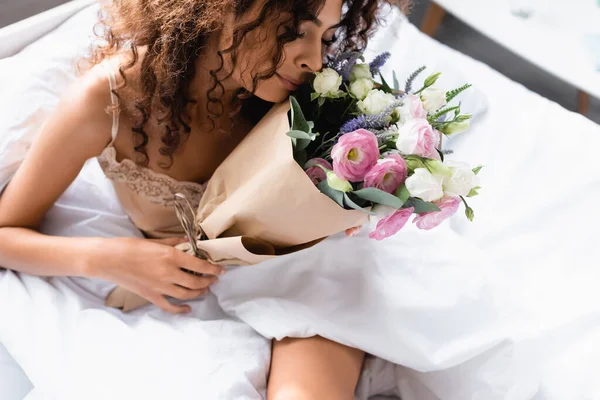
xmin=310 ymin=92 xmax=320 ymax=101
xmin=352 ymin=187 xmax=405 ymax=209
xmin=472 ymin=165 xmax=483 ymax=175
xmin=467 ymin=186 xmax=481 ymax=197
xmin=404 ymin=198 xmax=441 ymax=213
xmin=428 ymin=105 xmax=461 ymax=123
xmin=343 ymin=193 xmax=375 ymax=215
xmin=287 ymin=130 xmax=315 ymax=140
xmin=317 ymin=180 xmax=344 ymax=207
xmin=290 ymin=96 xmax=310 ymax=132
xmin=295 ymin=139 xmax=313 ymax=151
xmin=437 ymin=148 xmax=445 ymax=162
xmin=446 ymin=84 xmax=472 ymax=103
xmin=379 ymin=73 xmax=393 ymax=94
xmin=318 ymin=97 xmax=326 ymax=107
xmin=392 ymin=71 xmax=400 ymax=91
xmin=454 ymin=103 xmax=461 ymax=118
xmin=294 ymin=150 xmax=308 ymax=167
xmin=394 ymin=184 xmax=411 ymax=205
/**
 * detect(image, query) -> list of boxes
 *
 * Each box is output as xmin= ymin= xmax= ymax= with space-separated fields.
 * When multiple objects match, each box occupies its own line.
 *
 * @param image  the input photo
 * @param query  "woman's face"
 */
xmin=223 ymin=0 xmax=343 ymax=103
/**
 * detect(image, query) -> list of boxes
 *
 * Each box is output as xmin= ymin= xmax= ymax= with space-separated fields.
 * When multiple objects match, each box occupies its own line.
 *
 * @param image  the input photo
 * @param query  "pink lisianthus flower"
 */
xmin=363 ymin=154 xmax=408 ymax=194
xmin=395 ymin=94 xmax=427 ymax=122
xmin=413 ymin=196 xmax=461 ymax=230
xmin=304 ymin=158 xmax=333 ymax=185
xmin=369 ymin=206 xmax=415 ymax=240
xmin=395 ymin=119 xmax=440 ymax=159
xmin=331 ymin=129 xmax=380 ymax=182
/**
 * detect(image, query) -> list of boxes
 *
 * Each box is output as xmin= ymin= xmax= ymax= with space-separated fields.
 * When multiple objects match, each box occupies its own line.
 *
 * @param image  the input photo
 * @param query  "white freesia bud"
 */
xmin=424 ymin=159 xmax=452 ymax=177
xmin=442 ymin=120 xmax=470 ymax=135
xmin=349 ymin=78 xmax=374 ymax=100
xmin=313 ymin=68 xmax=342 ymax=97
xmin=421 ymin=87 xmax=447 ymax=113
xmin=442 ymin=161 xmax=479 ymax=197
xmin=405 ymin=168 xmax=444 ymax=202
xmin=357 ymin=89 xmax=397 ymax=115
xmin=349 ymin=63 xmax=372 ymax=81
xmin=327 ymin=171 xmax=353 ymax=192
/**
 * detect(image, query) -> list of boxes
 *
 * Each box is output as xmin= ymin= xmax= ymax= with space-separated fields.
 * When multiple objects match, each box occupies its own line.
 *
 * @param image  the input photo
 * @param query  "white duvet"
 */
xmin=1 ymin=4 xmax=600 ymax=400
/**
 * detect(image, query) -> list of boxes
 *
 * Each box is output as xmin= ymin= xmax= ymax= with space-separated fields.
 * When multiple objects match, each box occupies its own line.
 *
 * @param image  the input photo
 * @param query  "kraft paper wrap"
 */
xmin=105 ymin=101 xmax=369 ymax=311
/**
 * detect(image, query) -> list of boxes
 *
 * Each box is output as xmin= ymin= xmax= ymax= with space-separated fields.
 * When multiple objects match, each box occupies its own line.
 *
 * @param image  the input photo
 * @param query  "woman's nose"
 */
xmin=297 ymin=43 xmax=325 ymax=73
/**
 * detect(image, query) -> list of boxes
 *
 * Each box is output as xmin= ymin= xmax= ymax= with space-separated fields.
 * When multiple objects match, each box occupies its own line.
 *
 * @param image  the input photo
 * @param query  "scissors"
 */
xmin=173 ymin=193 xmax=211 ymax=261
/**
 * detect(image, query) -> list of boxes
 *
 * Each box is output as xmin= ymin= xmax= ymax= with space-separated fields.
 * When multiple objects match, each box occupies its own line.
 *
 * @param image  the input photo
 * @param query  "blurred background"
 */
xmin=1 ymin=0 xmax=598 ymax=123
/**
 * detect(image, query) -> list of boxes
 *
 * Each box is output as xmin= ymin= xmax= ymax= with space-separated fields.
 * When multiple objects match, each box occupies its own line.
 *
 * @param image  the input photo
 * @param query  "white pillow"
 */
xmin=0 ymin=4 xmax=100 ymax=193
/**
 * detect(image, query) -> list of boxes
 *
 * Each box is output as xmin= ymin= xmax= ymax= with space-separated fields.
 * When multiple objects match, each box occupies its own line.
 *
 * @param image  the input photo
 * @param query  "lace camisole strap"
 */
xmin=101 ymin=62 xmax=120 ymax=147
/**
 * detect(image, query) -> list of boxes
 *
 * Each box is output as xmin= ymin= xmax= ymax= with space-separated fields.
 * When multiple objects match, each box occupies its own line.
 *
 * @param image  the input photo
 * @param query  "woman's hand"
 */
xmin=345 ymin=226 xmax=363 ymax=237
xmin=86 ymin=237 xmax=225 ymax=314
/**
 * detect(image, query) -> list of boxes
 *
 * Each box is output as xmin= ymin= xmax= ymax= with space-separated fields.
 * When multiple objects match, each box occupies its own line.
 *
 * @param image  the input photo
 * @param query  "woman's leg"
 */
xmin=267 ymin=335 xmax=364 ymax=400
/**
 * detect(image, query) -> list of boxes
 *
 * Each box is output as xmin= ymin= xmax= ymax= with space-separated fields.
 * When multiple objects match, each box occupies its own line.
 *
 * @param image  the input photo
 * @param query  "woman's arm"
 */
xmin=0 ymin=66 xmax=113 ymax=276
xmin=0 ymin=66 xmax=224 ymax=313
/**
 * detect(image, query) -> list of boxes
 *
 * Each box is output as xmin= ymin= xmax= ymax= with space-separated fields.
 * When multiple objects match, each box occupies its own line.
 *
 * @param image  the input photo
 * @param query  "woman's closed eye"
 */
xmin=322 ymin=35 xmax=337 ymax=47
xmin=295 ymin=31 xmax=337 ymax=47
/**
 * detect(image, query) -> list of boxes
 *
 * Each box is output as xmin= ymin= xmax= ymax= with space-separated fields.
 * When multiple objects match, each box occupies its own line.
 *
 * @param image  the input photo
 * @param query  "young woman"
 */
xmin=0 ymin=0 xmax=409 ymax=397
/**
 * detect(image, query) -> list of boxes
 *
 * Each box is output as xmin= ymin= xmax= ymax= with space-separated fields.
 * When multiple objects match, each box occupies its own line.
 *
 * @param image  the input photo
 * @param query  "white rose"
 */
xmin=349 ymin=78 xmax=374 ymax=100
xmin=357 ymin=89 xmax=397 ymax=115
xmin=442 ymin=161 xmax=479 ymax=197
xmin=313 ymin=68 xmax=342 ymax=96
xmin=421 ymin=87 xmax=447 ymax=113
xmin=349 ymin=63 xmax=372 ymax=81
xmin=405 ymin=168 xmax=444 ymax=202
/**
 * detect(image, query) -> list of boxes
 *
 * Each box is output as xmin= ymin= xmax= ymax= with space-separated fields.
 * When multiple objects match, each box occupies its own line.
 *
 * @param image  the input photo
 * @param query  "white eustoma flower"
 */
xmin=442 ymin=161 xmax=479 ymax=197
xmin=349 ymin=78 xmax=374 ymax=100
xmin=420 ymin=87 xmax=447 ymax=113
xmin=357 ymin=89 xmax=397 ymax=115
xmin=313 ymin=68 xmax=342 ymax=97
xmin=405 ymin=168 xmax=444 ymax=202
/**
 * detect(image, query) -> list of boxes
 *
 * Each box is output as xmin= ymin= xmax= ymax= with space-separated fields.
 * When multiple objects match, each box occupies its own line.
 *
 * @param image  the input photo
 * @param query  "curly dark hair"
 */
xmin=85 ymin=0 xmax=412 ymax=167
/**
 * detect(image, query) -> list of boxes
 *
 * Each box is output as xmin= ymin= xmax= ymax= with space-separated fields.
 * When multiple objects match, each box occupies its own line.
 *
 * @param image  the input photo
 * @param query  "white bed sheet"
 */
xmin=1 ymin=3 xmax=600 ymax=400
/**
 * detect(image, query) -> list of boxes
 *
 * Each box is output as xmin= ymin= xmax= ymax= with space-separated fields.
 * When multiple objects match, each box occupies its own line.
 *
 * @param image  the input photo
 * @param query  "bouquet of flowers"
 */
xmin=105 ymin=52 xmax=483 ymax=311
xmin=288 ymin=51 xmax=482 ymax=240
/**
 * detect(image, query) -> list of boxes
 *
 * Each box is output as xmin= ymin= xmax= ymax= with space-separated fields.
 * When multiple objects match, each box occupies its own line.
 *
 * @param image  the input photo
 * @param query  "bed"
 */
xmin=1 ymin=2 xmax=600 ymax=399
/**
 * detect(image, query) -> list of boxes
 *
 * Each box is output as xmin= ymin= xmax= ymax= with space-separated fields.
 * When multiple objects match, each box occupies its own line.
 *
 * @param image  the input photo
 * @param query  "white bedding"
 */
xmin=1 ymin=3 xmax=600 ymax=400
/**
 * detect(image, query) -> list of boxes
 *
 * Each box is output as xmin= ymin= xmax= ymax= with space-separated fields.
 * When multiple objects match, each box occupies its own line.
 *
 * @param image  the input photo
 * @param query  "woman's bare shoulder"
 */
xmin=54 ymin=59 xmax=125 ymax=148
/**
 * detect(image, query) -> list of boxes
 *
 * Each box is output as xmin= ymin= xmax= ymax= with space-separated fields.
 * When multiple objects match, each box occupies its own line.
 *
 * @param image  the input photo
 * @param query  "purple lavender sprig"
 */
xmin=328 ymin=51 xmax=363 ymax=81
xmin=404 ymin=66 xmax=426 ymax=94
xmin=339 ymin=101 xmax=403 ymax=133
xmin=369 ymin=52 xmax=391 ymax=76
xmin=340 ymin=114 xmax=389 ymax=134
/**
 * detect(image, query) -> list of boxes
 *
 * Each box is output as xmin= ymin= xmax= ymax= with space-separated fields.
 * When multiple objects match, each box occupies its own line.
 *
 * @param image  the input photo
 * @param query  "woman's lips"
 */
xmin=276 ymin=73 xmax=300 ymax=91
